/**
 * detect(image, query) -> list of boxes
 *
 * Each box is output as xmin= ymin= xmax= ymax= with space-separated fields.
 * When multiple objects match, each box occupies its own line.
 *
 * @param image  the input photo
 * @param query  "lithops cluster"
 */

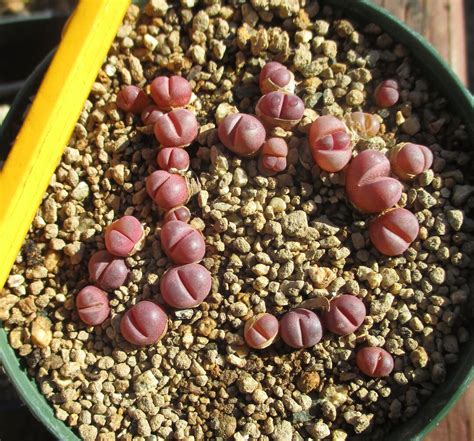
xmin=77 ymin=215 xmax=143 ymax=326
xmin=4 ymin=3 xmax=473 ymax=441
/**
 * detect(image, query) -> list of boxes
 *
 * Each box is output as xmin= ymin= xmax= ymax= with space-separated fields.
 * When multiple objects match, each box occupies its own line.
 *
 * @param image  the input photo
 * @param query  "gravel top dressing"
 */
xmin=1 ymin=1 xmax=473 ymax=440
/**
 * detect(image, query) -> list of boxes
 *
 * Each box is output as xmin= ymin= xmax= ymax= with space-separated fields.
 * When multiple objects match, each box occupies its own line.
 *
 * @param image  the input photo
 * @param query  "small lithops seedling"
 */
xmin=346 ymin=150 xmax=403 ymax=213
xmin=88 ymin=250 xmax=129 ymax=290
xmin=160 ymin=263 xmax=212 ymax=308
xmin=256 ymin=91 xmax=305 ymax=130
xmin=323 ymin=295 xmax=366 ymax=336
xmin=280 ymin=308 xmax=323 ymax=349
xmin=104 ymin=216 xmax=144 ymax=257
xmin=309 ymin=115 xmax=353 ymax=172
xmin=76 ymin=286 xmax=110 ymax=326
xmin=356 ymin=347 xmax=394 ymax=377
xmin=157 ymin=147 xmax=190 ymax=172
xmin=154 ymin=108 xmax=198 ymax=148
xmin=150 ymin=75 xmax=192 ymax=110
xmin=146 ymin=170 xmax=189 ymax=209
xmin=141 ymin=105 xmax=164 ymax=126
xmin=120 ymin=301 xmax=168 ymax=346
xmin=390 ymin=142 xmax=433 ymax=180
xmin=218 ymin=113 xmax=266 ymax=157
xmin=369 ymin=208 xmax=419 ymax=256
xmin=116 ymin=85 xmax=148 ymax=114
xmin=374 ymin=79 xmax=399 ymax=108
xmin=259 ymin=61 xmax=295 ymax=94
xmin=345 ymin=112 xmax=380 ymax=139
xmin=104 ymin=216 xmax=145 ymax=257
xmin=164 ymin=206 xmax=191 ymax=223
xmin=161 ymin=220 xmax=206 ymax=264
xmin=244 ymin=313 xmax=279 ymax=349
xmin=258 ymin=137 xmax=288 ymax=176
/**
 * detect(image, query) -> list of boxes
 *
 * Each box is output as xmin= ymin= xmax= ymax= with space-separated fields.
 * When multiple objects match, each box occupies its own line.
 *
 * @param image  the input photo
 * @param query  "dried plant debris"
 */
xmin=1 ymin=1 xmax=473 ymax=440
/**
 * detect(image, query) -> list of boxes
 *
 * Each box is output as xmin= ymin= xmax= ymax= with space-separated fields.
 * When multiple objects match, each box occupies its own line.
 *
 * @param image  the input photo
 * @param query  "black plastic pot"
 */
xmin=0 ymin=11 xmax=69 ymax=101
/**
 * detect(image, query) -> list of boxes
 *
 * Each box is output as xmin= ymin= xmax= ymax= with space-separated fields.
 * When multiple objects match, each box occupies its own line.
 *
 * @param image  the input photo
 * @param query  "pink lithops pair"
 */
xmin=161 ymin=220 xmax=206 ymax=264
xmin=280 ymin=308 xmax=323 ymax=349
xmin=157 ymin=147 xmax=190 ymax=172
xmin=154 ymin=108 xmax=198 ymax=148
xmin=218 ymin=113 xmax=266 ymax=157
xmin=120 ymin=300 xmax=168 ymax=346
xmin=258 ymin=138 xmax=288 ymax=176
xmin=76 ymin=286 xmax=110 ymax=326
xmin=346 ymin=150 xmax=403 ymax=213
xmin=356 ymin=347 xmax=394 ymax=377
xmin=369 ymin=208 xmax=419 ymax=256
xmin=88 ymin=250 xmax=129 ymax=290
xmin=345 ymin=112 xmax=380 ymax=139
xmin=116 ymin=85 xmax=148 ymax=114
xmin=160 ymin=263 xmax=211 ymax=308
xmin=164 ymin=206 xmax=191 ymax=224
xmin=256 ymin=91 xmax=305 ymax=130
xmin=150 ymin=75 xmax=192 ymax=110
xmin=105 ymin=216 xmax=144 ymax=257
xmin=259 ymin=61 xmax=295 ymax=94
xmin=146 ymin=170 xmax=189 ymax=210
xmin=244 ymin=313 xmax=279 ymax=349
xmin=390 ymin=143 xmax=433 ymax=180
xmin=141 ymin=105 xmax=164 ymax=126
xmin=374 ymin=79 xmax=399 ymax=108
xmin=324 ymin=295 xmax=366 ymax=336
xmin=309 ymin=115 xmax=353 ymax=172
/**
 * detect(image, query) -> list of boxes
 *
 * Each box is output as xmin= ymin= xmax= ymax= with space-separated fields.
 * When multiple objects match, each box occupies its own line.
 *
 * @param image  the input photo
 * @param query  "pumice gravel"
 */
xmin=1 ymin=1 xmax=473 ymax=440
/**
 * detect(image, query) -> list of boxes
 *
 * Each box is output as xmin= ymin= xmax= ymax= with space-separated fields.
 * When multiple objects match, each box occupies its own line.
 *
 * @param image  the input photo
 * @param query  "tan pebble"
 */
xmin=410 ymin=347 xmax=429 ymax=368
xmin=31 ymin=316 xmax=52 ymax=348
xmin=269 ymin=197 xmax=287 ymax=213
xmin=197 ymin=317 xmax=216 ymax=337
xmin=237 ymin=374 xmax=259 ymax=393
xmin=111 ymin=164 xmax=126 ymax=185
xmin=215 ymin=103 xmax=238 ymax=124
xmin=308 ymin=266 xmax=336 ymax=288
xmin=297 ymin=371 xmax=320 ymax=393
xmin=7 ymin=274 xmax=25 ymax=288
xmin=226 ymin=353 xmax=246 ymax=368
xmin=215 ymin=414 xmax=237 ymax=438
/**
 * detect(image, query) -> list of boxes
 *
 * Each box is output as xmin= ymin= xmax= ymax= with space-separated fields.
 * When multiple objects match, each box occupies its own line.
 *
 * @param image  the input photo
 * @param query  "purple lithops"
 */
xmin=244 ymin=313 xmax=279 ymax=349
xmin=258 ymin=137 xmax=288 ymax=176
xmin=141 ymin=105 xmax=164 ymax=126
xmin=120 ymin=301 xmax=168 ymax=346
xmin=323 ymin=295 xmax=366 ymax=336
xmin=154 ymin=108 xmax=198 ymax=148
xmin=160 ymin=263 xmax=212 ymax=308
xmin=309 ymin=115 xmax=353 ymax=173
xmin=280 ymin=308 xmax=323 ymax=349
xmin=76 ymin=286 xmax=110 ymax=326
xmin=88 ymin=250 xmax=129 ymax=290
xmin=116 ymin=85 xmax=148 ymax=114
xmin=256 ymin=91 xmax=305 ymax=129
xmin=160 ymin=221 xmax=206 ymax=264
xmin=104 ymin=216 xmax=144 ymax=257
xmin=163 ymin=206 xmax=192 ymax=224
xmin=356 ymin=347 xmax=394 ymax=377
xmin=345 ymin=150 xmax=403 ymax=213
xmin=218 ymin=113 xmax=266 ymax=157
xmin=374 ymin=79 xmax=399 ymax=108
xmin=369 ymin=208 xmax=419 ymax=256
xmin=146 ymin=170 xmax=189 ymax=210
xmin=150 ymin=75 xmax=192 ymax=110
xmin=157 ymin=147 xmax=190 ymax=172
xmin=390 ymin=142 xmax=433 ymax=181
xmin=259 ymin=61 xmax=295 ymax=94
